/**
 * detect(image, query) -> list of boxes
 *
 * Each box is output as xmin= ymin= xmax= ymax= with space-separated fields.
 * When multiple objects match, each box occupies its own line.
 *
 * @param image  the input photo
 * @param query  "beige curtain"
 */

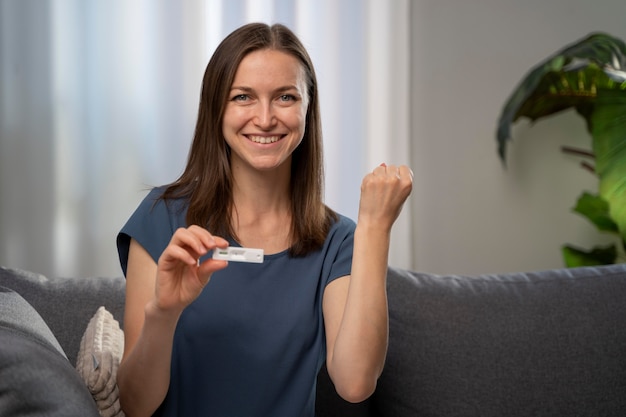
xmin=0 ymin=0 xmax=411 ymax=277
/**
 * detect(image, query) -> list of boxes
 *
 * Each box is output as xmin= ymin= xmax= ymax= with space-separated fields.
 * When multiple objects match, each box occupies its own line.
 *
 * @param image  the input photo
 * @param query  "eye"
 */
xmin=278 ymin=94 xmax=297 ymax=103
xmin=232 ymin=94 xmax=249 ymax=102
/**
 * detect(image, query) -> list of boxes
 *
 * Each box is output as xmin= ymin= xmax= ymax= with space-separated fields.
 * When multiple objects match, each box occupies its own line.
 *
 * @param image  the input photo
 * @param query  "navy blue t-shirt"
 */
xmin=117 ymin=187 xmax=355 ymax=416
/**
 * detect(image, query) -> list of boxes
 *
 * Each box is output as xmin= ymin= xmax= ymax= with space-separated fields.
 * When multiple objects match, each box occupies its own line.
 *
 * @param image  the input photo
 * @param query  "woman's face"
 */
xmin=222 ymin=49 xmax=309 ymax=174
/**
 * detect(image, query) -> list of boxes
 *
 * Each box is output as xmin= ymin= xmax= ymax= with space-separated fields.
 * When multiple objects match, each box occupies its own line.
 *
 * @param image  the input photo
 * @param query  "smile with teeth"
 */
xmin=248 ymin=135 xmax=281 ymax=144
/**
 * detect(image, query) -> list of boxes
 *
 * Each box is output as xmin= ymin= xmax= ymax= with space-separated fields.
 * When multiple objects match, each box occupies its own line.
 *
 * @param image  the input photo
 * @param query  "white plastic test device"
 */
xmin=212 ymin=247 xmax=264 ymax=263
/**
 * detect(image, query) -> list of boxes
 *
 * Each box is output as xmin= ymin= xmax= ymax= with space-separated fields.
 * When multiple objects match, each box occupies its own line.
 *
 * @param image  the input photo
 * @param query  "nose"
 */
xmin=253 ymin=101 xmax=277 ymax=129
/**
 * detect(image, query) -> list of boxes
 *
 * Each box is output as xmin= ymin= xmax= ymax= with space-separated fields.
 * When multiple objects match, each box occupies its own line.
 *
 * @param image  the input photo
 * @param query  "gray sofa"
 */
xmin=2 ymin=263 xmax=626 ymax=416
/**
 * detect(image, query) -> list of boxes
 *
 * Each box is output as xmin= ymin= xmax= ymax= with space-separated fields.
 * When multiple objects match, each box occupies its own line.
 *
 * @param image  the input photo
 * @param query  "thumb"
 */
xmin=197 ymin=258 xmax=229 ymax=283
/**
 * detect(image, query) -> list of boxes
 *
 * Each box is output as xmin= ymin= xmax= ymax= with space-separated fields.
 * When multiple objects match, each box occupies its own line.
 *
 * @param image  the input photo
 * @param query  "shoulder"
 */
xmin=328 ymin=213 xmax=356 ymax=237
xmin=121 ymin=186 xmax=189 ymax=237
xmin=335 ymin=213 xmax=356 ymax=228
xmin=321 ymin=212 xmax=355 ymax=253
xmin=137 ymin=186 xmax=186 ymax=216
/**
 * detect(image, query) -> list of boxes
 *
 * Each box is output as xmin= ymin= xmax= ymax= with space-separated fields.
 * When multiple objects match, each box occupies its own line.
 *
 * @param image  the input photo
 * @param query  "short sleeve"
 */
xmin=325 ymin=215 xmax=355 ymax=285
xmin=116 ymin=187 xmax=188 ymax=276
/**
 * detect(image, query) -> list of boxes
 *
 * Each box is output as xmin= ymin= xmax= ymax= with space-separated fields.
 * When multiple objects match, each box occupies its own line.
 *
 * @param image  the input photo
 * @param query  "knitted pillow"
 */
xmin=76 ymin=306 xmax=125 ymax=417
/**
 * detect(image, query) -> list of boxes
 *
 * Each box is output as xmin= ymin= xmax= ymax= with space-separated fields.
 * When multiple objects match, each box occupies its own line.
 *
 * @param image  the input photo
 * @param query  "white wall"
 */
xmin=409 ymin=0 xmax=626 ymax=274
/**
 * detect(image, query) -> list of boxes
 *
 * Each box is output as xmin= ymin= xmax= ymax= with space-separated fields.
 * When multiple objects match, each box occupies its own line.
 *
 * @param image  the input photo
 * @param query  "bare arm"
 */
xmin=117 ymin=227 xmax=228 ymax=417
xmin=323 ymin=164 xmax=412 ymax=403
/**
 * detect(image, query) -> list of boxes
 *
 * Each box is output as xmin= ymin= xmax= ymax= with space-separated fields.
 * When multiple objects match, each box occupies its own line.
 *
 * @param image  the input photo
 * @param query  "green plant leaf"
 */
xmin=572 ymin=191 xmax=619 ymax=232
xmin=562 ymin=243 xmax=617 ymax=267
xmin=590 ymin=91 xmax=626 ymax=241
xmin=497 ymin=32 xmax=626 ymax=162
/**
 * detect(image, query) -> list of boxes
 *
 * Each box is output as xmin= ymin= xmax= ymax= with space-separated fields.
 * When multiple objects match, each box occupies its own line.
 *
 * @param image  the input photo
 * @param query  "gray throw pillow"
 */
xmin=0 ymin=286 xmax=100 ymax=417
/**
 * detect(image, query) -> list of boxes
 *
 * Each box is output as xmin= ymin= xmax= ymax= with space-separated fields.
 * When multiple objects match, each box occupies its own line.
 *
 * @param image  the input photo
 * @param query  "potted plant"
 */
xmin=496 ymin=32 xmax=626 ymax=267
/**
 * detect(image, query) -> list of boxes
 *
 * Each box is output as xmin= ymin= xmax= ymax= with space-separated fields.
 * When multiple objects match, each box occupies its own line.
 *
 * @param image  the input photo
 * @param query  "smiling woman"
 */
xmin=114 ymin=22 xmax=412 ymax=417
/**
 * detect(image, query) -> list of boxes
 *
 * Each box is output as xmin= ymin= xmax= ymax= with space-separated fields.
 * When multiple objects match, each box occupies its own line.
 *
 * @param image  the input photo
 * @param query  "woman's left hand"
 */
xmin=358 ymin=163 xmax=413 ymax=231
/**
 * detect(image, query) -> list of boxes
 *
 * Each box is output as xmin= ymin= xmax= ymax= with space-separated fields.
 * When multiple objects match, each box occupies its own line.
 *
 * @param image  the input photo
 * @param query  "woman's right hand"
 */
xmin=155 ymin=226 xmax=229 ymax=313
xmin=118 ymin=228 xmax=227 ymax=416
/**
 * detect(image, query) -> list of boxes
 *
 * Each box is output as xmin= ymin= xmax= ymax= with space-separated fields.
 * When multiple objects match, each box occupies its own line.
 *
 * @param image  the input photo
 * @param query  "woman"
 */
xmin=116 ymin=22 xmax=412 ymax=416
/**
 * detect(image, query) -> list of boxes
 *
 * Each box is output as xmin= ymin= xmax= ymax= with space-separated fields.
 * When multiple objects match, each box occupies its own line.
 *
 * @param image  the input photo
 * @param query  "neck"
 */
xmin=231 ymin=165 xmax=291 ymax=213
xmin=229 ymin=160 xmax=293 ymax=250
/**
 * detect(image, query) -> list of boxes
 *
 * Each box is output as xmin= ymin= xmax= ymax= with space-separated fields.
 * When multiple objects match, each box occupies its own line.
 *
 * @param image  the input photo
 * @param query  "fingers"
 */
xmin=197 ymin=256 xmax=228 ymax=276
xmin=359 ymin=163 xmax=413 ymax=229
xmin=160 ymin=226 xmax=229 ymax=269
xmin=374 ymin=163 xmax=413 ymax=182
xmin=153 ymin=227 xmax=229 ymax=312
xmin=367 ymin=163 xmax=413 ymax=199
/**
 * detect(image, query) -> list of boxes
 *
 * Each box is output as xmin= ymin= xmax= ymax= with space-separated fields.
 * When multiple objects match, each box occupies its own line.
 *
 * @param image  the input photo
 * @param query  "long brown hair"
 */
xmin=161 ymin=22 xmax=337 ymax=256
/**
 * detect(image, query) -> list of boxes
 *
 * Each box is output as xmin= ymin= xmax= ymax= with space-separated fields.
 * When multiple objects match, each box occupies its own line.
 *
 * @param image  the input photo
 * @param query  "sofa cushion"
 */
xmin=375 ymin=265 xmax=626 ymax=417
xmin=0 ymin=286 xmax=100 ymax=416
xmin=0 ymin=266 xmax=125 ymax=366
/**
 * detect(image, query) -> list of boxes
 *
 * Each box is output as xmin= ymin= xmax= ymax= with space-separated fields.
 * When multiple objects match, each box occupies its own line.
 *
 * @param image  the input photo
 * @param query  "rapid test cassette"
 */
xmin=212 ymin=247 xmax=264 ymax=263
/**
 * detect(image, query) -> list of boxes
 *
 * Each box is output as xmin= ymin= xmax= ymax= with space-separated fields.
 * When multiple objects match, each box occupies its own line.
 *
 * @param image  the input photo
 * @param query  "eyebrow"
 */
xmin=230 ymin=85 xmax=300 ymax=94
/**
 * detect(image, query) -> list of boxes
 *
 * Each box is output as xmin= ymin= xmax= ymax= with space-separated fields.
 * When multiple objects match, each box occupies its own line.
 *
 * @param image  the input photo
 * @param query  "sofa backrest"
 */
xmin=0 ymin=267 xmax=125 ymax=366
xmin=375 ymin=264 xmax=626 ymax=417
